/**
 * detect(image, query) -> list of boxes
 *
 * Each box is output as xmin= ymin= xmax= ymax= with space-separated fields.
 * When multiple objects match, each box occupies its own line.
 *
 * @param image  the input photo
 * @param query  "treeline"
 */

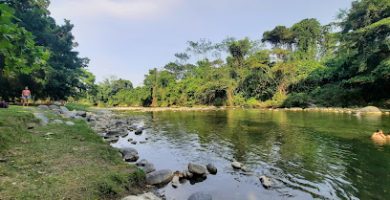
xmin=1 ymin=0 xmax=389 ymax=108
xmin=87 ymin=0 xmax=390 ymax=108
xmin=0 ymin=0 xmax=91 ymax=101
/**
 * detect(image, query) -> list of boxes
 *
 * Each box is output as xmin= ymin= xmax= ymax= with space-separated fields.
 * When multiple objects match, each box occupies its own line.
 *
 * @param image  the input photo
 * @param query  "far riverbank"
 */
xmin=103 ymin=106 xmax=390 ymax=115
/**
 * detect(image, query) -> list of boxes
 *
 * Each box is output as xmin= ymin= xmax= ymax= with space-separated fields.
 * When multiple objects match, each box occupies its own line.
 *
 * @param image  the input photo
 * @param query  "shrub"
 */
xmin=65 ymin=102 xmax=91 ymax=111
xmin=245 ymin=98 xmax=261 ymax=108
xmin=283 ymin=93 xmax=310 ymax=108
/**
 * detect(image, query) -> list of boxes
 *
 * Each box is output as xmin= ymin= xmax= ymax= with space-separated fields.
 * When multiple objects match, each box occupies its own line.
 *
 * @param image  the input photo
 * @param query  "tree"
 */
xmin=4 ymin=0 xmax=89 ymax=100
xmin=262 ymin=25 xmax=294 ymax=49
xmin=0 ymin=4 xmax=49 ymax=99
xmin=227 ymin=38 xmax=252 ymax=68
xmin=291 ymin=18 xmax=322 ymax=60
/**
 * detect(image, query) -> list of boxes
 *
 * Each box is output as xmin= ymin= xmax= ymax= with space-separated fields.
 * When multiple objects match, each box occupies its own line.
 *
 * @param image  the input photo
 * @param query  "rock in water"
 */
xmin=136 ymin=159 xmax=156 ymax=174
xmin=359 ymin=106 xmax=382 ymax=114
xmin=120 ymin=147 xmax=139 ymax=162
xmin=122 ymin=192 xmax=162 ymax=200
xmin=171 ymin=175 xmax=180 ymax=188
xmin=231 ymin=161 xmax=242 ymax=169
xmin=259 ymin=176 xmax=273 ymax=189
xmin=188 ymin=192 xmax=212 ymax=200
xmin=106 ymin=129 xmax=124 ymax=137
xmin=105 ymin=137 xmax=119 ymax=143
xmin=182 ymin=170 xmax=193 ymax=179
xmin=206 ymin=164 xmax=217 ymax=175
xmin=146 ymin=169 xmax=174 ymax=185
xmin=188 ymin=163 xmax=207 ymax=175
xmin=134 ymin=128 xmax=143 ymax=135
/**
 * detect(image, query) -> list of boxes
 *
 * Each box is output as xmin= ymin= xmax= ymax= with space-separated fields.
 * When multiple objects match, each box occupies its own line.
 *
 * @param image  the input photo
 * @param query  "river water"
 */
xmin=111 ymin=109 xmax=390 ymax=200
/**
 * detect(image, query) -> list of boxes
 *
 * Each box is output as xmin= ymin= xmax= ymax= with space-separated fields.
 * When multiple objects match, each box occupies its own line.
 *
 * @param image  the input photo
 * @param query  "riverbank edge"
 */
xmin=103 ymin=106 xmax=390 ymax=114
xmin=0 ymin=106 xmax=149 ymax=200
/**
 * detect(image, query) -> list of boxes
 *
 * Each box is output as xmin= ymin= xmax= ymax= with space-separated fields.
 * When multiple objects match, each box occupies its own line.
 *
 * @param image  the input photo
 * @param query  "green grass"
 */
xmin=65 ymin=102 xmax=92 ymax=111
xmin=0 ymin=106 xmax=145 ymax=200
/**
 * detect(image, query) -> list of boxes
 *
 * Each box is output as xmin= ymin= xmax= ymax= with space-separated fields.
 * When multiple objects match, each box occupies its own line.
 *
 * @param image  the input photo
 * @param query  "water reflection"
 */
xmin=120 ymin=110 xmax=390 ymax=200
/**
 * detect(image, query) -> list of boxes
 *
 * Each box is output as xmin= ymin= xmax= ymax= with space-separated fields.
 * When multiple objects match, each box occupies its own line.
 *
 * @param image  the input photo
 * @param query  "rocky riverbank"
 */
xmin=83 ymin=107 xmax=276 ymax=200
xmin=0 ymin=106 xmax=146 ymax=199
xmin=108 ymin=105 xmax=390 ymax=115
xmin=31 ymin=104 xmax=389 ymax=200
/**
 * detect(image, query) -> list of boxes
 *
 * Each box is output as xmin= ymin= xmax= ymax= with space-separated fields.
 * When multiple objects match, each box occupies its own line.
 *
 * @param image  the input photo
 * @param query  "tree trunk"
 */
xmin=226 ymin=88 xmax=234 ymax=107
xmin=151 ymin=86 xmax=158 ymax=107
xmin=150 ymin=68 xmax=158 ymax=107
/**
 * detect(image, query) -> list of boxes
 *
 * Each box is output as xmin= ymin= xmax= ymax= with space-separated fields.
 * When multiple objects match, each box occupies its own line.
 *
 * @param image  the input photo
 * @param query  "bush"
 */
xmin=309 ymin=84 xmax=365 ymax=107
xmin=65 ymin=102 xmax=91 ymax=111
xmin=259 ymin=91 xmax=287 ymax=108
xmin=233 ymin=93 xmax=246 ymax=106
xmin=283 ymin=93 xmax=310 ymax=108
xmin=245 ymin=98 xmax=261 ymax=108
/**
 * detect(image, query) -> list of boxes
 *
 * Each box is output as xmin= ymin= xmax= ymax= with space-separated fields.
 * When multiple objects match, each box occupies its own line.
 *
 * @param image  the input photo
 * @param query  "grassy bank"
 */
xmin=0 ymin=106 xmax=145 ymax=200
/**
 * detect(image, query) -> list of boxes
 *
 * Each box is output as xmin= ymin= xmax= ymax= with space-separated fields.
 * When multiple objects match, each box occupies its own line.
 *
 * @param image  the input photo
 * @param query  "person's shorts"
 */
xmin=22 ymin=95 xmax=31 ymax=99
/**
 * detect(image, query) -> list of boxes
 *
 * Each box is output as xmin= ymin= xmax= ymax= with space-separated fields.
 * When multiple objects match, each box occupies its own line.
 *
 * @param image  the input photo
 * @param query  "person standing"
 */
xmin=21 ymin=86 xmax=31 ymax=106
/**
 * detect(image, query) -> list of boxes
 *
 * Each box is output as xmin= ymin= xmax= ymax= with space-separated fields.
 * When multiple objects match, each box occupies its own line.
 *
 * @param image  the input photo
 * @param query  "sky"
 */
xmin=48 ymin=0 xmax=352 ymax=86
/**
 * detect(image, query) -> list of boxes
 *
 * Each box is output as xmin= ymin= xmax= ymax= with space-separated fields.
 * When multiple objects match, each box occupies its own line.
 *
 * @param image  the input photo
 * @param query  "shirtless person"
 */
xmin=21 ymin=86 xmax=31 ymax=106
xmin=371 ymin=130 xmax=390 ymax=145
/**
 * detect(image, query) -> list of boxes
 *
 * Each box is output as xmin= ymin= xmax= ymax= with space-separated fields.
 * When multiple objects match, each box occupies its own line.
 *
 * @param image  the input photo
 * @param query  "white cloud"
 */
xmin=49 ymin=0 xmax=181 ymax=20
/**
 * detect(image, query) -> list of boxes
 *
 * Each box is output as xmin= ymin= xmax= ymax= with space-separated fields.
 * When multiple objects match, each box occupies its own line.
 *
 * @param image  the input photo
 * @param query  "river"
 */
xmin=111 ymin=109 xmax=390 ymax=200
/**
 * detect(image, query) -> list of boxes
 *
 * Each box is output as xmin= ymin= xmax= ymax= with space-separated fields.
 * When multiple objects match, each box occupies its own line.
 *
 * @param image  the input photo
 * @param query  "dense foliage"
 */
xmin=0 ymin=0 xmax=91 ymax=101
xmin=88 ymin=0 xmax=389 ymax=108
xmin=1 ymin=0 xmax=389 ymax=108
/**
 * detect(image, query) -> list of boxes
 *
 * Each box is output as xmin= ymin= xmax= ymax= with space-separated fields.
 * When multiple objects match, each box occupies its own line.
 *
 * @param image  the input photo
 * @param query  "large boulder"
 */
xmin=188 ymin=163 xmax=207 ymax=175
xmin=37 ymin=105 xmax=49 ymax=110
xmin=120 ymin=147 xmax=139 ymax=162
xmin=33 ymin=113 xmax=49 ymax=125
xmin=146 ymin=169 xmax=174 ymax=185
xmin=106 ymin=129 xmax=126 ymax=137
xmin=136 ymin=159 xmax=156 ymax=174
xmin=49 ymin=104 xmax=60 ymax=110
xmin=188 ymin=192 xmax=212 ymax=200
xmin=359 ymin=106 xmax=382 ymax=114
xmin=63 ymin=111 xmax=76 ymax=118
xmin=122 ymin=193 xmax=162 ymax=200
xmin=75 ymin=111 xmax=87 ymax=118
xmin=60 ymin=106 xmax=69 ymax=113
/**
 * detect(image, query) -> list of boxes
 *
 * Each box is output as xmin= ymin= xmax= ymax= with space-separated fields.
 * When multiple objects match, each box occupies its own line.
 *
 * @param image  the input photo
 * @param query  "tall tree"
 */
xmin=291 ymin=18 xmax=322 ymax=60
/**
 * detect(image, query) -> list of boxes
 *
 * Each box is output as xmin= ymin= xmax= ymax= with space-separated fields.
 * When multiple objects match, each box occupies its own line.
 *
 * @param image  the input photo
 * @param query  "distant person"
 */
xmin=21 ymin=86 xmax=31 ymax=107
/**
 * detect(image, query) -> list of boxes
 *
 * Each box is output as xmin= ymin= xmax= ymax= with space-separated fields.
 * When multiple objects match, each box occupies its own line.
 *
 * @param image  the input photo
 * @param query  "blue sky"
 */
xmin=49 ymin=0 xmax=352 ymax=86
